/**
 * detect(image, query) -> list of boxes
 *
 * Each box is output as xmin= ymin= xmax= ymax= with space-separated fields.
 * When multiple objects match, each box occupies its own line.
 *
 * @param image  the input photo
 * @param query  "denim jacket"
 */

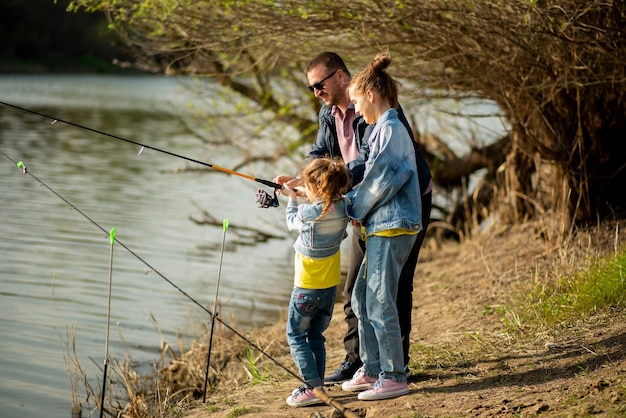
xmin=346 ymin=108 xmax=422 ymax=235
xmin=286 ymin=197 xmax=349 ymax=258
xmin=308 ymin=104 xmax=431 ymax=192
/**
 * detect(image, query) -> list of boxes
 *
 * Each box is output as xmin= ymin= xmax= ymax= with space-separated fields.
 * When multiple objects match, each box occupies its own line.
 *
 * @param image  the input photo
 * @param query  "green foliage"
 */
xmin=218 ymin=395 xmax=237 ymax=406
xmin=226 ymin=406 xmax=262 ymax=418
xmin=1 ymin=0 xmax=123 ymax=71
xmin=75 ymin=55 xmax=116 ymax=72
xmin=507 ymin=248 xmax=626 ymax=329
xmin=23 ymin=0 xmax=626 ymax=226
xmin=204 ymin=404 xmax=222 ymax=413
xmin=243 ymin=346 xmax=276 ymax=384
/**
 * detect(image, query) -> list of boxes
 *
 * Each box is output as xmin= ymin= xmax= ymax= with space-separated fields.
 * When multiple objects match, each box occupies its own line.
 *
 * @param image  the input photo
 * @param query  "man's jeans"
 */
xmin=352 ymin=233 xmax=417 ymax=383
xmin=286 ymin=285 xmax=337 ymax=388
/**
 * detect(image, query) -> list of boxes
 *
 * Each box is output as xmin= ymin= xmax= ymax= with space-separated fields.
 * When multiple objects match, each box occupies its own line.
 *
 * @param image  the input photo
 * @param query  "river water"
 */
xmin=0 ymin=74 xmax=298 ymax=417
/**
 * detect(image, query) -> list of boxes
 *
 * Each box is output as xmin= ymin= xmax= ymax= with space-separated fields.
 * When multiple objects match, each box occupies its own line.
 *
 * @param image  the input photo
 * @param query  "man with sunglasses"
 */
xmin=275 ymin=51 xmax=433 ymax=386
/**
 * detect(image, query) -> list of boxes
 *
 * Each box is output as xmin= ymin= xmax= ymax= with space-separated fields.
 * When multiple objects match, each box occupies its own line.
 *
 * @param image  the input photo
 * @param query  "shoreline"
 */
xmin=146 ymin=219 xmax=626 ymax=417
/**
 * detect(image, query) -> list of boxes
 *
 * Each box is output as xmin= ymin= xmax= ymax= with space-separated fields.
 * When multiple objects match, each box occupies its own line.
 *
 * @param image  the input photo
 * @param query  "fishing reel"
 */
xmin=255 ymin=188 xmax=279 ymax=208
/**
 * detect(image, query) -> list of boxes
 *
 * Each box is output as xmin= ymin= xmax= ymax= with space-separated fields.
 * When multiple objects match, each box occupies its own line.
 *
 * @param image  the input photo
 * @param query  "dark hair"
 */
xmin=300 ymin=157 xmax=350 ymax=220
xmin=305 ymin=52 xmax=351 ymax=78
xmin=349 ymin=51 xmax=399 ymax=108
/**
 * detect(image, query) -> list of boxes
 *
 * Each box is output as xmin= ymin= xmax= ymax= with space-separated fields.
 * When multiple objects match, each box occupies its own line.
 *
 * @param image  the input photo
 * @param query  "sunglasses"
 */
xmin=307 ymin=69 xmax=338 ymax=93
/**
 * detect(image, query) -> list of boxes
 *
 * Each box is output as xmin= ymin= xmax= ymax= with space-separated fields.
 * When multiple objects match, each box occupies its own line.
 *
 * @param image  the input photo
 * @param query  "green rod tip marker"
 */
xmin=109 ymin=228 xmax=116 ymax=245
xmin=223 ymin=218 xmax=230 ymax=231
xmin=16 ymin=161 xmax=27 ymax=173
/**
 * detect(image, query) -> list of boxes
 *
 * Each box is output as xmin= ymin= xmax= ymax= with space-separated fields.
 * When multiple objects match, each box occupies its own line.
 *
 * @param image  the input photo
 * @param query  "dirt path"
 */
xmin=181 ymin=221 xmax=626 ymax=417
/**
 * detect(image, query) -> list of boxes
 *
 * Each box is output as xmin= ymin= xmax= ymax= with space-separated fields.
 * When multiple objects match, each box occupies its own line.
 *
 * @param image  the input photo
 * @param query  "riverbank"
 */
xmin=147 ymin=219 xmax=626 ymax=417
xmin=0 ymin=58 xmax=145 ymax=75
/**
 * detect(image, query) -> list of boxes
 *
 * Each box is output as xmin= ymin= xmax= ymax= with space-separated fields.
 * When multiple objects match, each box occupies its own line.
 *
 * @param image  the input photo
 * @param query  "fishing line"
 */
xmin=0 ymin=100 xmax=282 ymax=191
xmin=0 ymin=150 xmax=288 ymax=372
xmin=0 ymin=151 xmax=359 ymax=417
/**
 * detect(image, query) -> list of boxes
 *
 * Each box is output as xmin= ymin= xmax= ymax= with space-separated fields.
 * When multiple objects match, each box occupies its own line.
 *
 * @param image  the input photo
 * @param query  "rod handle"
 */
xmin=312 ymin=387 xmax=361 ymax=418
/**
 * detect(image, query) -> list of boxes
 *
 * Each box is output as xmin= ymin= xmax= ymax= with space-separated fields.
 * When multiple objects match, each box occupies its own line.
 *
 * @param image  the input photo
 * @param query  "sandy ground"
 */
xmin=175 ymin=219 xmax=626 ymax=418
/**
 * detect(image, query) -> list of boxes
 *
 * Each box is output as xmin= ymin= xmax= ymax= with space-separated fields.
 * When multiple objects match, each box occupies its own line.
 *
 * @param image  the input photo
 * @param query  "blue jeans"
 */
xmin=286 ymin=286 xmax=337 ymax=388
xmin=352 ymin=234 xmax=417 ymax=383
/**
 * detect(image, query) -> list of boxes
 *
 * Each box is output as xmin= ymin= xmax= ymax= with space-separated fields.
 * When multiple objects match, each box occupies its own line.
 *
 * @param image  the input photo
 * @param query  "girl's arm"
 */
xmin=284 ymin=184 xmax=305 ymax=232
xmin=282 ymin=184 xmax=298 ymax=201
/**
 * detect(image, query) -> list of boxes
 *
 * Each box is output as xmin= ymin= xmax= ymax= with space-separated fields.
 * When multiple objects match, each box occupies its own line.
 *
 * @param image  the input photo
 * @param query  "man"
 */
xmin=276 ymin=52 xmax=433 ymax=384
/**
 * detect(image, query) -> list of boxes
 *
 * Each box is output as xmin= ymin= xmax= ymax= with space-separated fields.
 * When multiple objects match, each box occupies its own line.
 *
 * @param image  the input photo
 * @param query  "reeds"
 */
xmin=60 ymin=305 xmax=293 ymax=417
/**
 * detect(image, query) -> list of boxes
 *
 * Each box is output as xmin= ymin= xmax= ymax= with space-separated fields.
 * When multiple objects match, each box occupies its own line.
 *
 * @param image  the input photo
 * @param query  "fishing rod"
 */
xmin=0 ymin=151 xmax=359 ymax=418
xmin=100 ymin=228 xmax=116 ymax=418
xmin=0 ymin=101 xmax=282 ymax=208
xmin=203 ymin=218 xmax=229 ymax=403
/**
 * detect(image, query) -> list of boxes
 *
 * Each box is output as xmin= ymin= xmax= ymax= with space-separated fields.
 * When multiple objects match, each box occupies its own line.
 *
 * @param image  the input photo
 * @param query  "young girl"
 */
xmin=341 ymin=51 xmax=423 ymax=401
xmin=280 ymin=157 xmax=350 ymax=407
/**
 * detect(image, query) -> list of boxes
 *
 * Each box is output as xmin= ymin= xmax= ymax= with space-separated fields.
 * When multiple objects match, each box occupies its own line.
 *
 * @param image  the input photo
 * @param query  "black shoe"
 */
xmin=324 ymin=358 xmax=363 ymax=385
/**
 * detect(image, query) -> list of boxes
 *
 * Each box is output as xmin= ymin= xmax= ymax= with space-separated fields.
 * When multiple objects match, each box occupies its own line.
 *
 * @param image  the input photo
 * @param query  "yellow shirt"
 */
xmin=362 ymin=227 xmax=419 ymax=240
xmin=294 ymin=251 xmax=341 ymax=290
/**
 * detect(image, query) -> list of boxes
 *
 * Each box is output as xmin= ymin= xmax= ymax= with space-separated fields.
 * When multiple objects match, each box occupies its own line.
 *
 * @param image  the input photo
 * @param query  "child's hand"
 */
xmin=273 ymin=176 xmax=304 ymax=189
xmin=282 ymin=184 xmax=297 ymax=200
xmin=273 ymin=175 xmax=294 ymax=186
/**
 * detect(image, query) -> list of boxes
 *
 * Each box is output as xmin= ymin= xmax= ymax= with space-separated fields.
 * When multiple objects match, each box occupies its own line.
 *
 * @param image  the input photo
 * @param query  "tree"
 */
xmin=68 ymin=0 xmax=626 ymax=237
xmin=0 ymin=0 xmax=124 ymax=72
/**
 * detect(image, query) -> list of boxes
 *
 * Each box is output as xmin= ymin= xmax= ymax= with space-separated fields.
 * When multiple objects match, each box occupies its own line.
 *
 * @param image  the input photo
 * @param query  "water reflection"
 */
xmin=0 ymin=74 xmax=295 ymax=418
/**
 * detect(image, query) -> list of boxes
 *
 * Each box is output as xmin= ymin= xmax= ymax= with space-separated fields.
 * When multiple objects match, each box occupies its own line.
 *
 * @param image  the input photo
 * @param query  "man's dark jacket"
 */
xmin=308 ymin=104 xmax=432 ymax=193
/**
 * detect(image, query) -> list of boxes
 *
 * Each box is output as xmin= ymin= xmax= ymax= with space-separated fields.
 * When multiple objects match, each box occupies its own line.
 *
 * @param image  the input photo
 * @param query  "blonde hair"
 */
xmin=301 ymin=157 xmax=350 ymax=220
xmin=349 ymin=51 xmax=400 ymax=109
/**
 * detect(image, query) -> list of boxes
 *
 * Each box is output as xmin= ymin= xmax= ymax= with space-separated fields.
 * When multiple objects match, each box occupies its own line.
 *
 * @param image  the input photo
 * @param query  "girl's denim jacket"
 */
xmin=346 ymin=108 xmax=423 ymax=236
xmin=286 ymin=197 xmax=349 ymax=258
xmin=308 ymin=103 xmax=431 ymax=192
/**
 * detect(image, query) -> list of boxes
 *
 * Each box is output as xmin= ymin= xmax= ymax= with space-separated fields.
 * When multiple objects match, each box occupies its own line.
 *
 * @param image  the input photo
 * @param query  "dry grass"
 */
xmin=70 ymin=217 xmax=626 ymax=417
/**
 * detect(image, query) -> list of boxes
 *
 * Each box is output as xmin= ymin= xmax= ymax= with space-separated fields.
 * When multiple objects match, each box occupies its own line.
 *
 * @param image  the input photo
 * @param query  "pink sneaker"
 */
xmin=357 ymin=376 xmax=409 ymax=400
xmin=341 ymin=367 xmax=378 ymax=392
xmin=286 ymin=385 xmax=323 ymax=407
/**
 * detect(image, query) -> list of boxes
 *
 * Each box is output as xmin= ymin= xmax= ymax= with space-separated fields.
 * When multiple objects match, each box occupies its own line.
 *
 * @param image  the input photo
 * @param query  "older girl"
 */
xmin=341 ymin=52 xmax=423 ymax=401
